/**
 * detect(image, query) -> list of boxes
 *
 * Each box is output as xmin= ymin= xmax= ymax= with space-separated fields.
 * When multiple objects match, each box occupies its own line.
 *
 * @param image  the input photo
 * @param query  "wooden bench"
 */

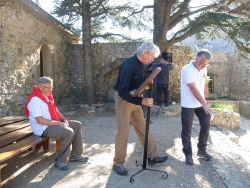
xmin=0 ymin=116 xmax=51 ymax=187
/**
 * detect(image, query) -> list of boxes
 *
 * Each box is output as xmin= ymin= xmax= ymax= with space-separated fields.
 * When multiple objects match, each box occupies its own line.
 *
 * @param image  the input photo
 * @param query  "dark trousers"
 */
xmin=156 ymin=84 xmax=169 ymax=106
xmin=181 ymin=107 xmax=210 ymax=155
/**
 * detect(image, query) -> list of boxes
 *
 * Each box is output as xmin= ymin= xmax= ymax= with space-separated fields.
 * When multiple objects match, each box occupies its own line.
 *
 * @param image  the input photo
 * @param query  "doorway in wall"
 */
xmin=39 ymin=44 xmax=53 ymax=78
xmin=208 ymin=74 xmax=214 ymax=94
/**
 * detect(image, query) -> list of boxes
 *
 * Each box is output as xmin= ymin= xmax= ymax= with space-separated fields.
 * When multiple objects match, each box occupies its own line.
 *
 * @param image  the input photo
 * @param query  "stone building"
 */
xmin=207 ymin=53 xmax=250 ymax=100
xmin=0 ymin=0 xmax=79 ymax=115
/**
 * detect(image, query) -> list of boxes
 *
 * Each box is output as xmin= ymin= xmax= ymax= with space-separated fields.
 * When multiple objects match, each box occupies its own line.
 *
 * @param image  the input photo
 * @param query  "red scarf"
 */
xmin=25 ymin=86 xmax=62 ymax=121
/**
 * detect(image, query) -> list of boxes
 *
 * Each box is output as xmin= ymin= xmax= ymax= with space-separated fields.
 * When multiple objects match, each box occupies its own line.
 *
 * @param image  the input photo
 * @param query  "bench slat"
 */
xmin=0 ymin=135 xmax=48 ymax=163
xmin=0 ymin=116 xmax=27 ymax=127
xmin=0 ymin=126 xmax=33 ymax=149
xmin=0 ymin=120 xmax=30 ymax=136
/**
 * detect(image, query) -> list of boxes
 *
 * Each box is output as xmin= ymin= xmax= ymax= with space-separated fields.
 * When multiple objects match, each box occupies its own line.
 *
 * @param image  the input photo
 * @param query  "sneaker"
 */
xmin=197 ymin=149 xmax=212 ymax=161
xmin=148 ymin=155 xmax=168 ymax=165
xmin=69 ymin=154 xmax=89 ymax=163
xmin=185 ymin=154 xmax=194 ymax=165
xmin=54 ymin=162 xmax=69 ymax=170
xmin=113 ymin=165 xmax=128 ymax=176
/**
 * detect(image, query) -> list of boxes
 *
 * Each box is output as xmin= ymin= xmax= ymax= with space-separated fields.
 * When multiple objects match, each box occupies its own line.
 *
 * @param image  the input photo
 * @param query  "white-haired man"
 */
xmin=25 ymin=76 xmax=88 ymax=170
xmin=180 ymin=49 xmax=213 ymax=165
xmin=113 ymin=42 xmax=168 ymax=176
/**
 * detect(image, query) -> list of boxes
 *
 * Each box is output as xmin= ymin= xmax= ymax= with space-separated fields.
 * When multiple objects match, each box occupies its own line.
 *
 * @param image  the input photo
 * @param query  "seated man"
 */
xmin=25 ymin=76 xmax=88 ymax=170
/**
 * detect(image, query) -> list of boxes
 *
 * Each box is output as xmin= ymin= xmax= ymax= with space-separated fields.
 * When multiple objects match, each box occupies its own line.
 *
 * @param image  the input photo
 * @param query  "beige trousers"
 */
xmin=113 ymin=92 xmax=158 ymax=166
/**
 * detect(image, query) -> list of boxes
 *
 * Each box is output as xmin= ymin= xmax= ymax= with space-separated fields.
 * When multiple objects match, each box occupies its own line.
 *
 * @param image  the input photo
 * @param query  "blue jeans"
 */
xmin=181 ymin=107 xmax=210 ymax=155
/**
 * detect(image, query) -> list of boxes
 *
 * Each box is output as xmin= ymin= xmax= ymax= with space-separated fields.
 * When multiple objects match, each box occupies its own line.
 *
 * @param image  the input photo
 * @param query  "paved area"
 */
xmin=2 ymin=110 xmax=250 ymax=188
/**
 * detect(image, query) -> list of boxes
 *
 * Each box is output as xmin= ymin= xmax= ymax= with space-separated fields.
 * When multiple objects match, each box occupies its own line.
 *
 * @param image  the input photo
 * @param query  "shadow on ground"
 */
xmin=3 ymin=110 xmax=250 ymax=188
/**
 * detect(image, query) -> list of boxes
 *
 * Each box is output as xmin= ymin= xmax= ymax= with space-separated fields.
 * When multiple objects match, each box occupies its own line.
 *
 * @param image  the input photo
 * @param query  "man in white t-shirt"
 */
xmin=180 ymin=49 xmax=213 ymax=165
xmin=26 ymin=77 xmax=88 ymax=170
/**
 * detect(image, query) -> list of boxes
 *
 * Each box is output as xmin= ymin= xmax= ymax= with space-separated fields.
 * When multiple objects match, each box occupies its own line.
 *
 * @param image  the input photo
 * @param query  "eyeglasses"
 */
xmin=201 ymin=64 xmax=209 ymax=68
xmin=199 ymin=59 xmax=209 ymax=68
xmin=41 ymin=85 xmax=53 ymax=90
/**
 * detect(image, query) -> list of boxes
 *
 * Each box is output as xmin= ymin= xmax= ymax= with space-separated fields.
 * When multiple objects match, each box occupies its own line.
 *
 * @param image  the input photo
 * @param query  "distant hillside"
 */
xmin=179 ymin=36 xmax=236 ymax=53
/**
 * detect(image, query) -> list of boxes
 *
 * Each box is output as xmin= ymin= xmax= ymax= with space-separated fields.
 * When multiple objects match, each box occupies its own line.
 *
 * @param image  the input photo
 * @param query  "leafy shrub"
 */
xmin=210 ymin=103 xmax=235 ymax=111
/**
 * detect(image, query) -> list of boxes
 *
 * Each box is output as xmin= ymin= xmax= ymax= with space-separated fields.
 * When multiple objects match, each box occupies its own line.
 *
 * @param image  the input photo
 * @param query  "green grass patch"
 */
xmin=210 ymin=103 xmax=235 ymax=111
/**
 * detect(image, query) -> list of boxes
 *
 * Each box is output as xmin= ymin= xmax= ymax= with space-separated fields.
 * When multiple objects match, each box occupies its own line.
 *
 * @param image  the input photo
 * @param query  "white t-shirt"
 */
xmin=181 ymin=61 xmax=207 ymax=108
xmin=27 ymin=97 xmax=51 ymax=136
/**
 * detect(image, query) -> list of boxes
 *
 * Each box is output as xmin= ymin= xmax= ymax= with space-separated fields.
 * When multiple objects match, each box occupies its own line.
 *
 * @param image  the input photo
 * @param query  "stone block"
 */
xmin=160 ymin=104 xmax=181 ymax=117
xmin=239 ymin=101 xmax=250 ymax=118
xmin=211 ymin=108 xmax=240 ymax=129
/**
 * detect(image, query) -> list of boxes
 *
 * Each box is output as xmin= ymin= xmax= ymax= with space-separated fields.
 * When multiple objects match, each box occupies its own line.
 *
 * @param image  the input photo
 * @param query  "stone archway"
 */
xmin=40 ymin=44 xmax=53 ymax=78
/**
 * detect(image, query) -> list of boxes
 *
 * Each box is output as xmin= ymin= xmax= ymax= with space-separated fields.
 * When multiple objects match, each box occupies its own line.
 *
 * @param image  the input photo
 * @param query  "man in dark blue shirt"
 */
xmin=155 ymin=52 xmax=173 ymax=107
xmin=113 ymin=42 xmax=168 ymax=176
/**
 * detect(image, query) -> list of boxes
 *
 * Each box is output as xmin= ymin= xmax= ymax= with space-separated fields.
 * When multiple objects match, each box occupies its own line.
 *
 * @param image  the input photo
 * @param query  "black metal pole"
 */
xmin=142 ymin=86 xmax=152 ymax=169
xmin=142 ymin=105 xmax=150 ymax=169
xmin=130 ymin=85 xmax=168 ymax=183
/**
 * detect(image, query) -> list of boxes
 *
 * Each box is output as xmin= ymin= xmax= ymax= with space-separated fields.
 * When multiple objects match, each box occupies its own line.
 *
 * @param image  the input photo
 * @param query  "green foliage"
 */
xmin=52 ymin=0 xmax=250 ymax=52
xmin=193 ymin=12 xmax=250 ymax=53
xmin=52 ymin=0 xmax=152 ymax=41
xmin=210 ymin=102 xmax=236 ymax=111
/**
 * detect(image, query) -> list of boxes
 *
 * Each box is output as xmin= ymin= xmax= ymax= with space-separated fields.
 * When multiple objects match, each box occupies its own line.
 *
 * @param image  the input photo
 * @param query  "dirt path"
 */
xmin=3 ymin=110 xmax=250 ymax=188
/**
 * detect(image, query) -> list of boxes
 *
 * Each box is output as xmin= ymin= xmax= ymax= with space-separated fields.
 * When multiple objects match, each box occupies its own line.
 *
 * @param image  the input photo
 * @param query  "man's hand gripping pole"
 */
xmin=129 ymin=67 xmax=161 ymax=97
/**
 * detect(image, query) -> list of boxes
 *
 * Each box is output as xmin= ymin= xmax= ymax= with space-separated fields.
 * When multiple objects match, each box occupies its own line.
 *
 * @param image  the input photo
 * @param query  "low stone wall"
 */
xmin=210 ymin=100 xmax=250 ymax=119
xmin=239 ymin=101 xmax=250 ymax=118
xmin=211 ymin=108 xmax=240 ymax=129
xmin=210 ymin=100 xmax=240 ymax=112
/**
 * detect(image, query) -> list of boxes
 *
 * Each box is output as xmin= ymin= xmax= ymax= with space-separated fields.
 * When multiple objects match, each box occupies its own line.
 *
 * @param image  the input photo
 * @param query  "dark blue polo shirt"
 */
xmin=115 ymin=55 xmax=148 ymax=105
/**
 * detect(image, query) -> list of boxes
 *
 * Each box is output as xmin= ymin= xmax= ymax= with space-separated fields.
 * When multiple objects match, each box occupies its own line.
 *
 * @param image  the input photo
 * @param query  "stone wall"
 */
xmin=229 ymin=53 xmax=250 ymax=100
xmin=0 ymin=0 xmax=73 ymax=115
xmin=205 ymin=52 xmax=250 ymax=100
xmin=69 ymin=43 xmax=193 ymax=103
xmin=208 ymin=53 xmax=230 ymax=98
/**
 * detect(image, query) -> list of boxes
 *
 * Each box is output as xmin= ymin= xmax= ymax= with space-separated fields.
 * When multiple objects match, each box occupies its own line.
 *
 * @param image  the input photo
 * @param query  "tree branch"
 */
xmin=91 ymin=3 xmax=133 ymax=18
xmin=170 ymin=0 xmax=191 ymax=22
xmin=92 ymin=32 xmax=135 ymax=41
xmin=90 ymin=0 xmax=106 ymax=14
xmin=127 ymin=5 xmax=153 ymax=17
xmin=169 ymin=3 xmax=219 ymax=31
xmin=168 ymin=30 xmax=192 ymax=46
xmin=229 ymin=2 xmax=250 ymax=15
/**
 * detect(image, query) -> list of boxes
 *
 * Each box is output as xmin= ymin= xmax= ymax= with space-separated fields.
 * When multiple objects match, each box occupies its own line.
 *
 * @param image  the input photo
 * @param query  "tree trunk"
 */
xmin=153 ymin=0 xmax=171 ymax=52
xmin=82 ymin=0 xmax=94 ymax=104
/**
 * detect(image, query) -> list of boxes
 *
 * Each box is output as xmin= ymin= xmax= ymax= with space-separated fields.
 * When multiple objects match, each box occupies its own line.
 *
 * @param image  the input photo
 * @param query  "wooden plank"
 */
xmin=0 ymin=127 xmax=33 ymax=149
xmin=0 ymin=116 xmax=27 ymax=127
xmin=56 ymin=139 xmax=61 ymax=152
xmin=0 ymin=120 xmax=30 ymax=136
xmin=0 ymin=135 xmax=48 ymax=163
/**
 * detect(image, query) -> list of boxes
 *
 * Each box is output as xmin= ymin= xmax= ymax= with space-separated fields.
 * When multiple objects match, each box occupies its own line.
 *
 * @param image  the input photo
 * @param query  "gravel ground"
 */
xmin=2 ymin=109 xmax=250 ymax=188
